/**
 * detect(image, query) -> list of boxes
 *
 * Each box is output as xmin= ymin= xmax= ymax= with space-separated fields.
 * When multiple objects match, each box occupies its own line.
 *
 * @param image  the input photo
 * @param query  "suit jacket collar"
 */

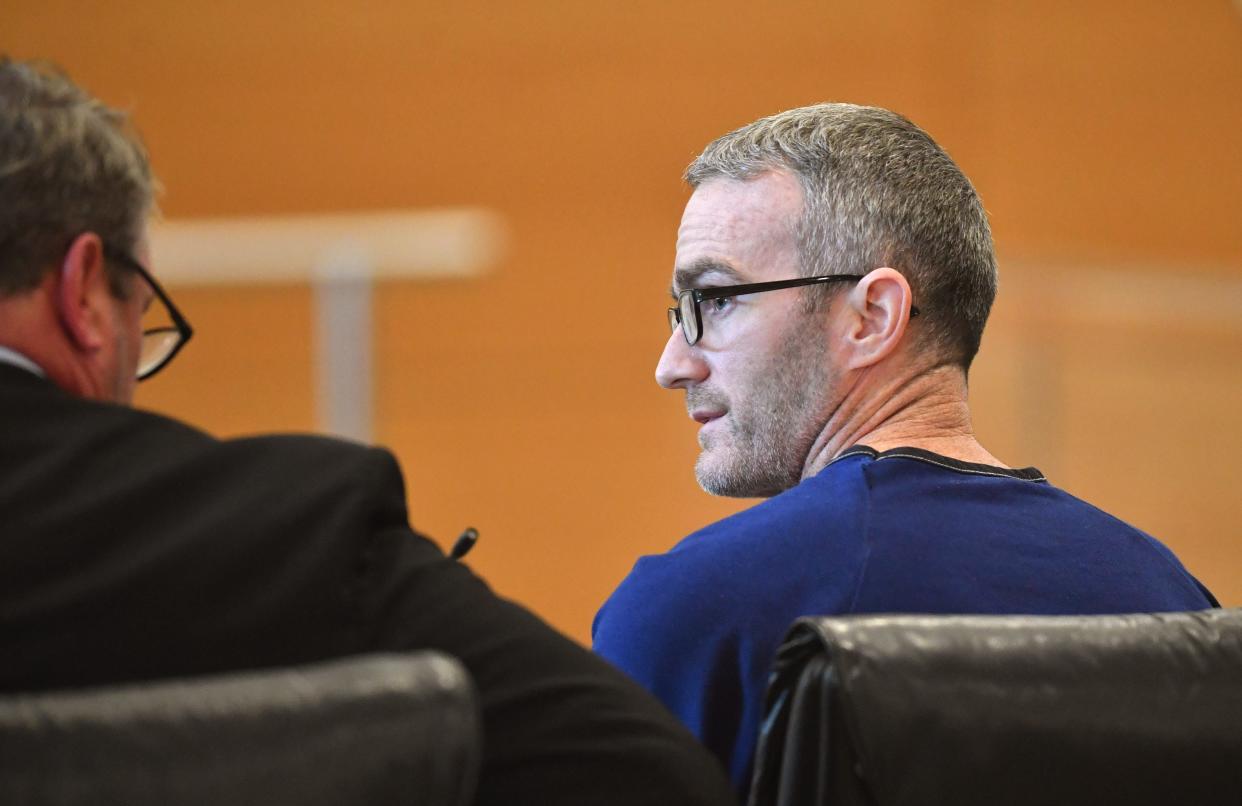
xmin=0 ymin=359 xmax=62 ymax=394
xmin=0 ymin=345 xmax=46 ymax=378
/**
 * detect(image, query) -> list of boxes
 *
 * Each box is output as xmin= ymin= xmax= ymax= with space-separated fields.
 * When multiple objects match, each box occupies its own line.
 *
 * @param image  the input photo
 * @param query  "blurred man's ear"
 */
xmin=56 ymin=232 xmax=112 ymax=354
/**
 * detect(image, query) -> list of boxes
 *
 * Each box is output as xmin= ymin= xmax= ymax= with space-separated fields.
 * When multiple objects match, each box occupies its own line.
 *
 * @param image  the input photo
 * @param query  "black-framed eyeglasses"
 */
xmin=668 ymin=274 xmax=920 ymax=346
xmin=102 ymin=244 xmax=194 ymax=381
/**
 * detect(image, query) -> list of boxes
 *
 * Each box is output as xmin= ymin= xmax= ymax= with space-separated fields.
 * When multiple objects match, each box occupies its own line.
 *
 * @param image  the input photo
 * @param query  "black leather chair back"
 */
xmin=748 ymin=609 xmax=1242 ymax=806
xmin=0 ymin=652 xmax=479 ymax=806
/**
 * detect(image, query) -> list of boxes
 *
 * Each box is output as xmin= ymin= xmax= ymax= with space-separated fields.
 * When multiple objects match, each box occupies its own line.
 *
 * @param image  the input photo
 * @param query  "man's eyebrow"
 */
xmin=669 ymin=259 xmax=746 ymax=298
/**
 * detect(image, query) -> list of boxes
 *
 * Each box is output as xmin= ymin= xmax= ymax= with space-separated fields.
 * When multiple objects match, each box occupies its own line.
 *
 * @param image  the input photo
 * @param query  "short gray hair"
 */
xmin=686 ymin=103 xmax=997 ymax=369
xmin=0 ymin=57 xmax=156 ymax=297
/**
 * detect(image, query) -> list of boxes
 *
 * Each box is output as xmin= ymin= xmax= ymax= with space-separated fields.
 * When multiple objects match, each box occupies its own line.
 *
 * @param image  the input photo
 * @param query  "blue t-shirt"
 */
xmin=592 ymin=446 xmax=1217 ymax=791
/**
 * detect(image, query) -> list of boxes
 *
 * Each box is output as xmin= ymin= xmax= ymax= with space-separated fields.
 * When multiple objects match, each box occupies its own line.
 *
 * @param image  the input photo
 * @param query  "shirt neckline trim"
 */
xmin=833 ymin=445 xmax=1047 ymax=482
xmin=0 ymin=345 xmax=45 ymax=378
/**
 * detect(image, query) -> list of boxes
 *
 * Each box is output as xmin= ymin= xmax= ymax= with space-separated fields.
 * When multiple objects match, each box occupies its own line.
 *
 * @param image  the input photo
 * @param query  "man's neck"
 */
xmin=0 ymin=286 xmax=97 ymax=400
xmin=802 ymin=363 xmax=1006 ymax=478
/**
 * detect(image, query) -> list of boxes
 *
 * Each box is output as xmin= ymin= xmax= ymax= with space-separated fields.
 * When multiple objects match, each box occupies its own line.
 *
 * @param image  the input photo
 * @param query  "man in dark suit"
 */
xmin=0 ymin=57 xmax=735 ymax=806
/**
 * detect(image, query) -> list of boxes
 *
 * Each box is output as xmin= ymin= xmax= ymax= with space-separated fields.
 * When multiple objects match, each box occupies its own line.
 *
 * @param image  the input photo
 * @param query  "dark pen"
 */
xmin=450 ymin=527 xmax=479 ymax=560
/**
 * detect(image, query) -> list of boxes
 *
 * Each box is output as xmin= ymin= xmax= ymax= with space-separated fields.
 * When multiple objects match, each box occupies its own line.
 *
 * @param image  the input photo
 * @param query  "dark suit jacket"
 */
xmin=0 ymin=363 xmax=734 ymax=806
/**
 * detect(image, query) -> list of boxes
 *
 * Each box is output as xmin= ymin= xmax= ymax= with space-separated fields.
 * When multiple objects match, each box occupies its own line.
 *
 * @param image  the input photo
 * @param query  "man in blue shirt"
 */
xmin=591 ymin=103 xmax=1217 ymax=794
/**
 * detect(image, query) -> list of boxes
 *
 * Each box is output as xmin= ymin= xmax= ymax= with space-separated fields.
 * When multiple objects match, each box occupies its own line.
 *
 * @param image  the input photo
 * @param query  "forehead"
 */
xmin=673 ymin=170 xmax=803 ymax=291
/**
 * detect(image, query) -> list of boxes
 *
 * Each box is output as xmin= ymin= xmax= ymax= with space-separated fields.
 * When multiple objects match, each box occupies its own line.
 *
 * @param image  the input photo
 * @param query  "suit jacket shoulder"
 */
xmin=0 ymin=368 xmax=737 ymax=806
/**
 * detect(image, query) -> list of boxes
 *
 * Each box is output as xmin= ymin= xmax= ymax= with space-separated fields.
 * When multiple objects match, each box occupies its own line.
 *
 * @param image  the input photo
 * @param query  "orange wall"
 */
xmin=9 ymin=1 xmax=1242 ymax=641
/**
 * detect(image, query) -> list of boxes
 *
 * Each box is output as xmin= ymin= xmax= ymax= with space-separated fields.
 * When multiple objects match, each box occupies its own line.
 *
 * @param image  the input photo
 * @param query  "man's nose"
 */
xmin=655 ymin=327 xmax=708 ymax=389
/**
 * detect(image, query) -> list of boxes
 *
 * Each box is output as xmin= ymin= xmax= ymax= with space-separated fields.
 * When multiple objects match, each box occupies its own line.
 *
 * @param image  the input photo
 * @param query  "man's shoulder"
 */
xmin=0 ymin=369 xmax=390 ymax=465
xmin=220 ymin=430 xmax=396 ymax=470
xmin=116 ymin=404 xmax=398 ymax=487
xmin=159 ymin=430 xmax=408 ymax=530
xmin=592 ymin=454 xmax=879 ymax=780
xmin=1024 ymin=482 xmax=1218 ymax=603
xmin=106 ymin=399 xmax=399 ymax=479
xmin=2 ymin=378 xmax=407 ymax=526
xmin=597 ymin=457 xmax=874 ymax=627
xmin=664 ymin=454 xmax=874 ymax=566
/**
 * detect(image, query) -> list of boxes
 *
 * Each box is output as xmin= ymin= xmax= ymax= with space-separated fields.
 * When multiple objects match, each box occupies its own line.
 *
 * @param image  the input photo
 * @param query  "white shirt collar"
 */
xmin=0 ymin=345 xmax=46 ymax=378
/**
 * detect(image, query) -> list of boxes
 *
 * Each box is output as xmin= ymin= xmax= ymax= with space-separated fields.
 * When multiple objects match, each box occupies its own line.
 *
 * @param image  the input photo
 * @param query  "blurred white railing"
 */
xmin=148 ymin=208 xmax=506 ymax=442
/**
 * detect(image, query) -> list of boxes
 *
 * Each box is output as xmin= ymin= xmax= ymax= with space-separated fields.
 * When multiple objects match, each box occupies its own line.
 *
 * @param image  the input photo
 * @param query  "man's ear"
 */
xmin=56 ymin=232 xmax=112 ymax=353
xmin=840 ymin=267 xmax=915 ymax=369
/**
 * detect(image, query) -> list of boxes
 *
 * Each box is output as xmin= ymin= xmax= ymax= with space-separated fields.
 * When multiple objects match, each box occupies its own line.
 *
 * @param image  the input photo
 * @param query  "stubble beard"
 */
xmin=692 ymin=322 xmax=834 ymax=498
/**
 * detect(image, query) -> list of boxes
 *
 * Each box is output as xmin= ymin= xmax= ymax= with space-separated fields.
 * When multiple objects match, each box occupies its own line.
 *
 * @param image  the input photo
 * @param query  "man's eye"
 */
xmin=705 ymin=296 xmax=733 ymax=315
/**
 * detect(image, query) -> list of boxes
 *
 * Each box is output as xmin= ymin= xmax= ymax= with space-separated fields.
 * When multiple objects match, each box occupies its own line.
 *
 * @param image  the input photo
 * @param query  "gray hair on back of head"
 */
xmin=685 ymin=103 xmax=997 ymax=370
xmin=0 ymin=56 xmax=157 ymax=298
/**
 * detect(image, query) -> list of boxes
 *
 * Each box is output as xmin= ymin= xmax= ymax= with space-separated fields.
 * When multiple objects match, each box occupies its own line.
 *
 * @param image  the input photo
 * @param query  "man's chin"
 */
xmin=695 ymin=452 xmax=783 ymax=499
